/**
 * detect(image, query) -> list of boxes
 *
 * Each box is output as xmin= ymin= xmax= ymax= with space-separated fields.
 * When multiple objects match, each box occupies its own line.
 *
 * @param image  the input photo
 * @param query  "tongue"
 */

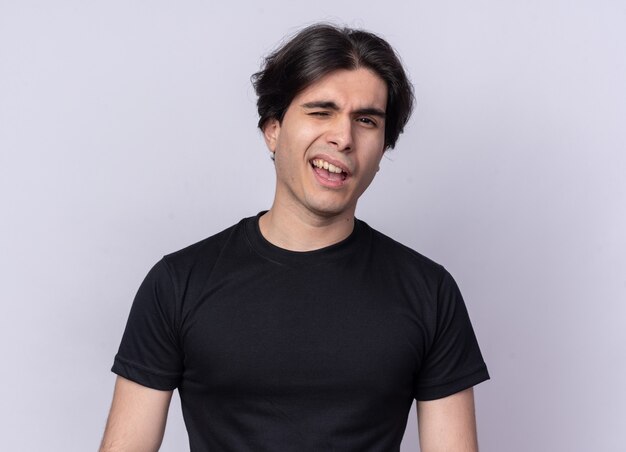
xmin=314 ymin=167 xmax=344 ymax=182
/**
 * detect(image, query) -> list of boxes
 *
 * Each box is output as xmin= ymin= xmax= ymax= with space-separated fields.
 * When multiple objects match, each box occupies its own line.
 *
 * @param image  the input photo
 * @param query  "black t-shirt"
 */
xmin=112 ymin=214 xmax=489 ymax=451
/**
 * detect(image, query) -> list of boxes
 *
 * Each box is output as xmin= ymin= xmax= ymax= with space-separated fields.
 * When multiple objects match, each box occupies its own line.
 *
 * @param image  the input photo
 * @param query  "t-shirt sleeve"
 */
xmin=111 ymin=259 xmax=183 ymax=390
xmin=413 ymin=269 xmax=489 ymax=401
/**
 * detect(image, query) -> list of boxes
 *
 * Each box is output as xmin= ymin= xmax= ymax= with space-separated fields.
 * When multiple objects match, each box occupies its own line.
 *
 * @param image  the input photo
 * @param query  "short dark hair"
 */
xmin=252 ymin=23 xmax=414 ymax=150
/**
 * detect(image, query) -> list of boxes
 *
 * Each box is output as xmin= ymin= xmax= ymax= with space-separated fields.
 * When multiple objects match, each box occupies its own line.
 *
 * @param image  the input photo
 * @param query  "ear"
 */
xmin=262 ymin=118 xmax=281 ymax=153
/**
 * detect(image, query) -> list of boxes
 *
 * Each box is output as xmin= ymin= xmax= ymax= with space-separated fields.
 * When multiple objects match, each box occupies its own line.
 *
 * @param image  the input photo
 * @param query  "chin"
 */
xmin=307 ymin=200 xmax=354 ymax=219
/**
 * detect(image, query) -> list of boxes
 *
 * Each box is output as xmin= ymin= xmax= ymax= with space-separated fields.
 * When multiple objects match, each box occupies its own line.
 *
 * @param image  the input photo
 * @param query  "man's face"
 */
xmin=263 ymin=68 xmax=387 ymax=219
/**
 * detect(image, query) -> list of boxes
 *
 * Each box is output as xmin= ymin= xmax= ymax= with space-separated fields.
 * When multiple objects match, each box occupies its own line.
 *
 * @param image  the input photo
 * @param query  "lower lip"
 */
xmin=311 ymin=165 xmax=348 ymax=188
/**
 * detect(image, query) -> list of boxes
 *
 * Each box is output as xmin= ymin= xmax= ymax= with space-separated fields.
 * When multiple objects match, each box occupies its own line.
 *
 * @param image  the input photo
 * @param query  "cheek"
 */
xmin=276 ymin=118 xmax=320 ymax=150
xmin=362 ymin=155 xmax=384 ymax=185
xmin=355 ymin=129 xmax=385 ymax=153
xmin=360 ymin=142 xmax=385 ymax=170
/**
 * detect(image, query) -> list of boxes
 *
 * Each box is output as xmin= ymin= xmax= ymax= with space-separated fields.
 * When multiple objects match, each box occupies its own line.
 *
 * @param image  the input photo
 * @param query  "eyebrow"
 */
xmin=301 ymin=101 xmax=386 ymax=118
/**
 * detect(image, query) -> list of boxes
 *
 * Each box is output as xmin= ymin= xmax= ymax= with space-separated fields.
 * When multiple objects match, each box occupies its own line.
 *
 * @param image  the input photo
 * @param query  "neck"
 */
xmin=258 ymin=203 xmax=356 ymax=252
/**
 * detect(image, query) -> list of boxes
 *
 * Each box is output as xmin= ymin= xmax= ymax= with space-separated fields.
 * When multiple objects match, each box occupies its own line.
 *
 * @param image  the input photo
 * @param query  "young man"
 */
xmin=101 ymin=24 xmax=489 ymax=452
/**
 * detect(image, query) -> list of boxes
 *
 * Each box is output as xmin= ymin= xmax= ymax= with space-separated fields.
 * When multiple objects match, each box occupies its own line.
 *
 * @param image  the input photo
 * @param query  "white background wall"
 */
xmin=1 ymin=1 xmax=624 ymax=451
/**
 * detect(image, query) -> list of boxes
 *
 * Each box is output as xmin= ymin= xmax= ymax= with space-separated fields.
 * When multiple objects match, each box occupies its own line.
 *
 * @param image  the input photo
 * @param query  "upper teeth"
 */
xmin=312 ymin=159 xmax=343 ymax=174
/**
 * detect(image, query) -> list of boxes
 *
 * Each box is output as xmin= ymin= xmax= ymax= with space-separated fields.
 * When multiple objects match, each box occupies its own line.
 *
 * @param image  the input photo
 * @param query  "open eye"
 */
xmin=357 ymin=117 xmax=377 ymax=127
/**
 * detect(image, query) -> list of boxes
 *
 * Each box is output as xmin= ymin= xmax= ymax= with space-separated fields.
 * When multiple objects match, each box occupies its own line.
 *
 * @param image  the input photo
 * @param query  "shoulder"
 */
xmin=137 ymin=217 xmax=254 ymax=309
xmin=359 ymin=219 xmax=447 ymax=283
xmin=162 ymin=218 xmax=246 ymax=266
xmin=151 ymin=217 xmax=253 ymax=289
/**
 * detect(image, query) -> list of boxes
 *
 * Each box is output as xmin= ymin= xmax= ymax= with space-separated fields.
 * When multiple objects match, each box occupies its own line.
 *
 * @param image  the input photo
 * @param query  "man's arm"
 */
xmin=416 ymin=387 xmax=479 ymax=452
xmin=100 ymin=376 xmax=173 ymax=452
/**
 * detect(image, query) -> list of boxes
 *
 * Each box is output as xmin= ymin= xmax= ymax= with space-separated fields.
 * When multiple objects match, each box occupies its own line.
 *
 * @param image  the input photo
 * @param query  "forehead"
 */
xmin=293 ymin=68 xmax=387 ymax=110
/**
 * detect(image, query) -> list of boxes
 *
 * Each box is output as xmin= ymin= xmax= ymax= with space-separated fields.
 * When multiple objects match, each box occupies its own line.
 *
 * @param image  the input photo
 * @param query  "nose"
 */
xmin=326 ymin=116 xmax=353 ymax=152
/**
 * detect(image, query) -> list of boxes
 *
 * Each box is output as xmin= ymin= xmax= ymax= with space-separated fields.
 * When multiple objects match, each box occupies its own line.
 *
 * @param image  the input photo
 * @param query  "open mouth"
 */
xmin=310 ymin=158 xmax=348 ymax=182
